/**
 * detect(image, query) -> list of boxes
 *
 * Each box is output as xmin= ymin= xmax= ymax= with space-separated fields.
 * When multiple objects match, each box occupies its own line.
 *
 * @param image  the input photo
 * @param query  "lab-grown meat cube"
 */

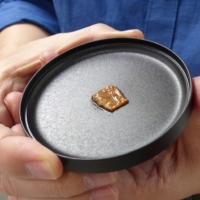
xmin=91 ymin=85 xmax=129 ymax=112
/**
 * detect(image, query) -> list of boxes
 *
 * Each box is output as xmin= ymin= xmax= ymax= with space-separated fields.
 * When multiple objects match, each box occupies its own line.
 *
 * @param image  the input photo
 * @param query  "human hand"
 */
xmin=4 ymin=69 xmax=200 ymax=200
xmin=1 ymin=91 xmax=118 ymax=200
xmin=107 ymin=77 xmax=200 ymax=200
xmin=0 ymin=23 xmax=50 ymax=59
xmin=0 ymin=24 xmax=144 ymax=199
xmin=0 ymin=23 xmax=143 ymax=127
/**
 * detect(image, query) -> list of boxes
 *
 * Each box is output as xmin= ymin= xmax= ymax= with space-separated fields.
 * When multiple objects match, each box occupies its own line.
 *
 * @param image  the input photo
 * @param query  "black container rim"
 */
xmin=20 ymin=38 xmax=193 ymax=173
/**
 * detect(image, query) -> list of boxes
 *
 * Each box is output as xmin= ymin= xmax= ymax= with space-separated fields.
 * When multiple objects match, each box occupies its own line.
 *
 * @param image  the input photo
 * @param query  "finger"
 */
xmin=15 ymin=50 xmax=58 ymax=77
xmin=56 ymin=23 xmax=144 ymax=54
xmin=7 ymin=186 xmax=118 ymax=200
xmin=111 ymin=170 xmax=135 ymax=199
xmin=0 ymin=124 xmax=63 ymax=180
xmin=39 ymin=50 xmax=59 ymax=66
xmin=88 ymin=186 xmax=119 ymax=200
xmin=0 ymin=106 xmax=13 ymax=127
xmin=180 ymin=77 xmax=200 ymax=164
xmin=0 ymin=50 xmax=58 ymax=127
xmin=88 ymin=23 xmax=144 ymax=40
xmin=3 ymin=91 xmax=25 ymax=135
xmin=11 ymin=124 xmax=26 ymax=136
xmin=192 ymin=77 xmax=200 ymax=110
xmin=0 ymin=24 xmax=143 ymax=127
xmin=0 ymin=92 xmax=13 ymax=127
xmin=4 ymin=24 xmax=143 ymax=76
xmin=182 ymin=77 xmax=200 ymax=127
xmin=4 ymin=92 xmax=22 ymax=124
xmin=1 ymin=171 xmax=118 ymax=199
xmin=1 ymin=24 xmax=143 ymax=79
xmin=83 ymin=23 xmax=144 ymax=40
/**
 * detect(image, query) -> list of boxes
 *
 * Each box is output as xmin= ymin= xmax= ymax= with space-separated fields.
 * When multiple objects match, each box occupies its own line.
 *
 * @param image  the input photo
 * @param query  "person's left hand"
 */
xmin=0 ymin=23 xmax=143 ymax=128
xmin=108 ymin=77 xmax=200 ymax=200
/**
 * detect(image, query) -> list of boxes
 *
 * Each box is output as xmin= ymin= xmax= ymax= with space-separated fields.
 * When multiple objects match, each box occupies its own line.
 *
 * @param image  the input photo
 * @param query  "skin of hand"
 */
xmin=0 ymin=24 xmax=144 ymax=200
xmin=0 ymin=23 xmax=50 ymax=59
xmin=108 ymin=78 xmax=200 ymax=200
xmin=5 ymin=78 xmax=200 ymax=200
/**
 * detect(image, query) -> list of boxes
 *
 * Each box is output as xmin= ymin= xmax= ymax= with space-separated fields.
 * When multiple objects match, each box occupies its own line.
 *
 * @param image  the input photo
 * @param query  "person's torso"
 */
xmin=52 ymin=0 xmax=200 ymax=78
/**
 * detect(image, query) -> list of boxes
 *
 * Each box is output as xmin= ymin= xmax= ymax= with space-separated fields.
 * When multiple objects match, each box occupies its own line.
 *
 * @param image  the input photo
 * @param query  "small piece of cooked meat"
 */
xmin=91 ymin=85 xmax=129 ymax=112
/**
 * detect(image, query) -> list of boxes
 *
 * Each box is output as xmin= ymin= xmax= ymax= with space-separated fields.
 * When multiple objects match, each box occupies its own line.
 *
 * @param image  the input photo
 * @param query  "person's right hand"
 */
xmin=0 ymin=24 xmax=144 ymax=200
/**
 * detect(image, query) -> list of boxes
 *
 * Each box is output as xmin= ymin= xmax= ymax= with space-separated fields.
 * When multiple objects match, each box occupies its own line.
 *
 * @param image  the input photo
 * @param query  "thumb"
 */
xmin=0 ymin=125 xmax=63 ymax=180
xmin=3 ymin=92 xmax=63 ymax=180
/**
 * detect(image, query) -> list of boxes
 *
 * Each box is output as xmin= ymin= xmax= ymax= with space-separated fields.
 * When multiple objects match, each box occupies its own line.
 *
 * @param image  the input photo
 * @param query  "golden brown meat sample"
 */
xmin=91 ymin=85 xmax=129 ymax=112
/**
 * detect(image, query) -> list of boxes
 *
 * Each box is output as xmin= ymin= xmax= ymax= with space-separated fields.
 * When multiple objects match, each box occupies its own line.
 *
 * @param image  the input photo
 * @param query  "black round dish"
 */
xmin=20 ymin=38 xmax=193 ymax=173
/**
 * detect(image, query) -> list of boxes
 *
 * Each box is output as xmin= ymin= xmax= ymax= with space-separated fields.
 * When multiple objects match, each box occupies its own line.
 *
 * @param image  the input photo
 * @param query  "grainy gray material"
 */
xmin=29 ymin=51 xmax=183 ymax=157
xmin=21 ymin=39 xmax=192 ymax=172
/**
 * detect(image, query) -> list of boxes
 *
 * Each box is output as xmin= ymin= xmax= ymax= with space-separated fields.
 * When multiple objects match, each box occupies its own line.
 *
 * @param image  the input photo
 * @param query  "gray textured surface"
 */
xmin=24 ymin=44 xmax=189 ymax=160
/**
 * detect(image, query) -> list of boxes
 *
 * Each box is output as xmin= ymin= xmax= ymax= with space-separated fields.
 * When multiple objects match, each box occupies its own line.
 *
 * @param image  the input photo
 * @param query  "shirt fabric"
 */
xmin=0 ymin=0 xmax=200 ymax=78
xmin=0 ymin=1 xmax=198 ymax=199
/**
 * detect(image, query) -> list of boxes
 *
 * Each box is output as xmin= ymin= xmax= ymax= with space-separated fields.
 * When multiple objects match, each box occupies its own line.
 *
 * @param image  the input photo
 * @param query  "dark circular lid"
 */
xmin=20 ymin=38 xmax=193 ymax=173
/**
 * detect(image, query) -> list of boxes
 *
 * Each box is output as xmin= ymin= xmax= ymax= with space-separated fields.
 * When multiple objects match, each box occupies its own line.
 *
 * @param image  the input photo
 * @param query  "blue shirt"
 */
xmin=0 ymin=0 xmax=200 ymax=78
xmin=0 ymin=1 xmax=197 ymax=199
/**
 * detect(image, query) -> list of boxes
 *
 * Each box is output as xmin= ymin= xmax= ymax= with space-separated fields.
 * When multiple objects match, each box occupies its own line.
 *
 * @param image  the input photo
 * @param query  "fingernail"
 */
xmin=92 ymin=186 xmax=118 ymax=200
xmin=122 ymin=29 xmax=144 ymax=38
xmin=122 ymin=29 xmax=135 ymax=33
xmin=84 ymin=172 xmax=118 ymax=188
xmin=26 ymin=161 xmax=57 ymax=179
